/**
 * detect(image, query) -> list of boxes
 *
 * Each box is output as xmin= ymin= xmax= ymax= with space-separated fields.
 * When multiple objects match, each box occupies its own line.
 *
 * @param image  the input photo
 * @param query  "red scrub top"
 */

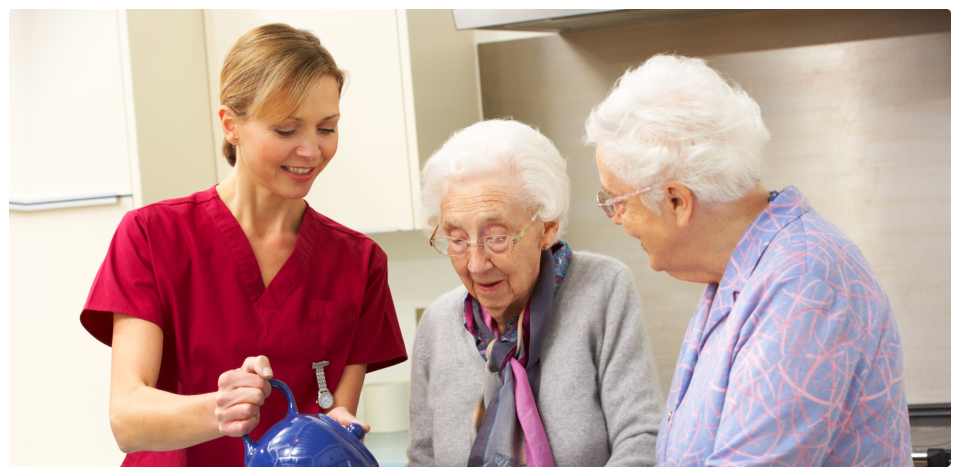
xmin=80 ymin=186 xmax=407 ymax=467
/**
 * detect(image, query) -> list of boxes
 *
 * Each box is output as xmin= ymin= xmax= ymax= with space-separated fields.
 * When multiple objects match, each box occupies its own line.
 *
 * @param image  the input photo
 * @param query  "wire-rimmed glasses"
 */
xmin=597 ymin=185 xmax=657 ymax=217
xmin=430 ymin=213 xmax=539 ymax=256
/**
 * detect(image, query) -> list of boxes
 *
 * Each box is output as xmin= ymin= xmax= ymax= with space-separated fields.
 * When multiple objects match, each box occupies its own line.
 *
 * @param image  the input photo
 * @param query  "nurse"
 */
xmin=80 ymin=24 xmax=406 ymax=466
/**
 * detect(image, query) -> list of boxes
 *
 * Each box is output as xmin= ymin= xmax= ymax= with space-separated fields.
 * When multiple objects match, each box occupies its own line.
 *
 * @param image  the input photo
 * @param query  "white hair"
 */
xmin=584 ymin=54 xmax=771 ymax=212
xmin=419 ymin=118 xmax=571 ymax=241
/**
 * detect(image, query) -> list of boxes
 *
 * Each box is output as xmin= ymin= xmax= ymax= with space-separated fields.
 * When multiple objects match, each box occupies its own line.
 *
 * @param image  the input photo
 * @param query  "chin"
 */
xmin=646 ymin=256 xmax=667 ymax=273
xmin=474 ymin=291 xmax=503 ymax=309
xmin=277 ymin=181 xmax=315 ymax=200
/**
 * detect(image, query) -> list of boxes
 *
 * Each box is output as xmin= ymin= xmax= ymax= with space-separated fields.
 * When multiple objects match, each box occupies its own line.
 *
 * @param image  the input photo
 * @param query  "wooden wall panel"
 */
xmin=478 ymin=9 xmax=950 ymax=403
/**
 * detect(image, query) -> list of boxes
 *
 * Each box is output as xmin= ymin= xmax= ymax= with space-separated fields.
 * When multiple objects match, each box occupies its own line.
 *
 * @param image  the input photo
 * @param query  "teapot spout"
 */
xmin=242 ymin=435 xmax=257 ymax=465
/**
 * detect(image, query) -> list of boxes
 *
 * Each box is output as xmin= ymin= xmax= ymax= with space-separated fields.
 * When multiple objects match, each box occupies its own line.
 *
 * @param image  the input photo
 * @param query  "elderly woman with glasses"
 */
xmin=405 ymin=119 xmax=662 ymax=467
xmin=586 ymin=54 xmax=912 ymax=466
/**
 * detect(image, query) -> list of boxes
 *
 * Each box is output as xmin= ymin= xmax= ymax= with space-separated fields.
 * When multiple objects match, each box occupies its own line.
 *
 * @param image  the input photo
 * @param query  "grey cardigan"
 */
xmin=406 ymin=251 xmax=662 ymax=466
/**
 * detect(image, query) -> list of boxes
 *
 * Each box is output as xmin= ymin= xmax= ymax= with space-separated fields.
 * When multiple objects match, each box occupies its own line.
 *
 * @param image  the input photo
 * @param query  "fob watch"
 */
xmin=312 ymin=361 xmax=334 ymax=410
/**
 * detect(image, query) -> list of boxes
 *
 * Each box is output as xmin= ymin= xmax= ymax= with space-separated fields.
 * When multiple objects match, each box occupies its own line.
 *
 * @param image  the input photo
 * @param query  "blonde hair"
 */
xmin=219 ymin=23 xmax=346 ymax=166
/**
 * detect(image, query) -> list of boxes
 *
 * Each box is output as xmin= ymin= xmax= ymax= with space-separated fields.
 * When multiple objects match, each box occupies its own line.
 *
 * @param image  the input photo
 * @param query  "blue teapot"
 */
xmin=243 ymin=379 xmax=379 ymax=467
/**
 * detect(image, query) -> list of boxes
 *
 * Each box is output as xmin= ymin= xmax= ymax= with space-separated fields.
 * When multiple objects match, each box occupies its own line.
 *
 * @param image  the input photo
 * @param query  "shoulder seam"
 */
xmin=305 ymin=209 xmax=373 ymax=241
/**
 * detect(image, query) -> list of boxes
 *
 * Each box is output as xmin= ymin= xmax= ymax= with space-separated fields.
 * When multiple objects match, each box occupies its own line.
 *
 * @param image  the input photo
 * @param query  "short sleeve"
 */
xmin=706 ymin=274 xmax=854 ymax=466
xmin=346 ymin=249 xmax=407 ymax=372
xmin=80 ymin=210 xmax=165 ymax=346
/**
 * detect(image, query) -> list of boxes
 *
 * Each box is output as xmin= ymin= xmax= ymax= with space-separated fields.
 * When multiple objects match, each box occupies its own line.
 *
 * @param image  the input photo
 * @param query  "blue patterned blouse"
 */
xmin=656 ymin=186 xmax=912 ymax=466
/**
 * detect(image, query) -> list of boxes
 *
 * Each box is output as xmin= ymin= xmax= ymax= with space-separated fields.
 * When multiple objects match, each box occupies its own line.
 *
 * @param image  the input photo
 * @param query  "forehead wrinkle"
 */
xmin=440 ymin=184 xmax=521 ymax=230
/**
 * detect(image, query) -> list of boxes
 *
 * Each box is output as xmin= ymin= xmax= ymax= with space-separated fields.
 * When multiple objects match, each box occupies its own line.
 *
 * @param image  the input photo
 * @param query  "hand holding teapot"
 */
xmin=327 ymin=406 xmax=371 ymax=441
xmin=215 ymin=355 xmax=274 ymax=437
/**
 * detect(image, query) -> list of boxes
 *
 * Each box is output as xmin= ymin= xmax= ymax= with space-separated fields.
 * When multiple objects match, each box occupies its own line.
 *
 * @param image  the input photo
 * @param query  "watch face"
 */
xmin=319 ymin=391 xmax=334 ymax=409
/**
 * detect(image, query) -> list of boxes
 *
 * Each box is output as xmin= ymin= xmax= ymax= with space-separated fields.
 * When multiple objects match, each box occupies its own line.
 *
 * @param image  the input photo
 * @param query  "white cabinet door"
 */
xmin=203 ymin=10 xmax=416 ymax=232
xmin=9 ymin=10 xmax=133 ymax=200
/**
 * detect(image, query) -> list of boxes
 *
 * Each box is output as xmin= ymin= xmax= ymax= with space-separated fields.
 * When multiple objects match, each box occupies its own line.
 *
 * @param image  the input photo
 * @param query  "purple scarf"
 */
xmin=463 ymin=241 xmax=572 ymax=467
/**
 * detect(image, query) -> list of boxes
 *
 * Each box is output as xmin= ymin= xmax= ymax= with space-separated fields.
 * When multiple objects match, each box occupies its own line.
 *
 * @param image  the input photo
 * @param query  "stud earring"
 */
xmin=234 ymin=139 xmax=238 ymax=144
xmin=542 ymin=244 xmax=550 ymax=250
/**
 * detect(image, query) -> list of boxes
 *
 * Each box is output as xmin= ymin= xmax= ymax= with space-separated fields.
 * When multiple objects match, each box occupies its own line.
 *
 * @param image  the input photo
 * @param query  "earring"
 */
xmin=542 ymin=244 xmax=550 ymax=250
xmin=234 ymin=139 xmax=238 ymax=144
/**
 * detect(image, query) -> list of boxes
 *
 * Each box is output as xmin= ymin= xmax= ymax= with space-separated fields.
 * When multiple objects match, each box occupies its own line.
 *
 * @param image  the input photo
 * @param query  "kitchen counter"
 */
xmin=365 ymin=430 xmax=409 ymax=467
xmin=910 ymin=403 xmax=950 ymax=467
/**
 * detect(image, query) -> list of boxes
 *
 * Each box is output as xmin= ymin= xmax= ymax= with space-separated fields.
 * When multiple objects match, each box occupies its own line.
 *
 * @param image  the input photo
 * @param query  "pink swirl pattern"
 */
xmin=656 ymin=186 xmax=912 ymax=466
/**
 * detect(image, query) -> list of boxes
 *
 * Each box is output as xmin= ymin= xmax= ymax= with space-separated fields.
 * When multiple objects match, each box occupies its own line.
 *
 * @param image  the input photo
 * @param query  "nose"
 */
xmin=612 ymin=206 xmax=624 ymax=226
xmin=295 ymin=137 xmax=323 ymax=161
xmin=465 ymin=244 xmax=492 ymax=274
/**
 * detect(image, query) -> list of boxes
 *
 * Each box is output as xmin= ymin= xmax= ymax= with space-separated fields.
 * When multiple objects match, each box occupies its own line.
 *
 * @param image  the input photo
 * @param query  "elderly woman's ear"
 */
xmin=539 ymin=219 xmax=561 ymax=249
xmin=664 ymin=183 xmax=695 ymax=228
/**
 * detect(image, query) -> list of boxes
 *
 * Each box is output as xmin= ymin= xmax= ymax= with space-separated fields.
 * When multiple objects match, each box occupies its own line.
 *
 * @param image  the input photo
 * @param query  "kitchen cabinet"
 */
xmin=9 ymin=10 xmax=217 ymax=210
xmin=203 ymin=10 xmax=481 ymax=232
xmin=10 ymin=10 xmax=134 ymax=203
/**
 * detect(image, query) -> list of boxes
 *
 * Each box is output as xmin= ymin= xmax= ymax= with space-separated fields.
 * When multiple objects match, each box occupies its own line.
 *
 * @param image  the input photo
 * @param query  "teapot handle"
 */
xmin=241 ymin=379 xmax=297 ymax=459
xmin=265 ymin=379 xmax=299 ymax=418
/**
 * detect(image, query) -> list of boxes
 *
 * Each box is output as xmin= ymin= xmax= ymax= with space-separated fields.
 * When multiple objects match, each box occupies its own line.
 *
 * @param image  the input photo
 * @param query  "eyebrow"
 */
xmin=479 ymin=214 xmax=508 ymax=226
xmin=289 ymin=113 xmax=341 ymax=122
xmin=441 ymin=215 xmax=508 ymax=232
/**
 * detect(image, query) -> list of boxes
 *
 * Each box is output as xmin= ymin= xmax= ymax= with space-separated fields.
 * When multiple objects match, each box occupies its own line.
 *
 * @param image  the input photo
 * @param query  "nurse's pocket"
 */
xmin=306 ymin=300 xmax=358 ymax=355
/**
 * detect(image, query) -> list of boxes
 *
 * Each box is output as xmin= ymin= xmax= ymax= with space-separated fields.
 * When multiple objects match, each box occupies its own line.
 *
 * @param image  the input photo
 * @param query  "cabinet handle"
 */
xmin=9 ymin=192 xmax=132 ymax=212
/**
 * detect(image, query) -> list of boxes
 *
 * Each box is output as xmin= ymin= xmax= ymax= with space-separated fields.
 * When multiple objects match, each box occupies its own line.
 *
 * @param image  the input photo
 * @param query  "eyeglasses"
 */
xmin=430 ymin=213 xmax=539 ymax=257
xmin=597 ymin=185 xmax=657 ymax=218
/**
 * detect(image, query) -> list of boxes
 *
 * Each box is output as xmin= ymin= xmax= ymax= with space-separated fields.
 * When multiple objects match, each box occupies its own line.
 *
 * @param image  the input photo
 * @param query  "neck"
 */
xmin=486 ymin=271 xmax=539 ymax=336
xmin=487 ymin=305 xmax=521 ymax=336
xmin=216 ymin=167 xmax=306 ymax=239
xmin=680 ymin=185 xmax=772 ymax=284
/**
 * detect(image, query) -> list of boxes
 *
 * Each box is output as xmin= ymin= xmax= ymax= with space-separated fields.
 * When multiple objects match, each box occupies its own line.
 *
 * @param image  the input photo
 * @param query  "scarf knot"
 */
xmin=464 ymin=240 xmax=572 ymax=361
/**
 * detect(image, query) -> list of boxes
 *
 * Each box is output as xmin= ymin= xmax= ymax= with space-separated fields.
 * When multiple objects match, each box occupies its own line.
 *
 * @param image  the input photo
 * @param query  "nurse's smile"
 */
xmin=282 ymin=166 xmax=313 ymax=175
xmin=281 ymin=165 xmax=316 ymax=182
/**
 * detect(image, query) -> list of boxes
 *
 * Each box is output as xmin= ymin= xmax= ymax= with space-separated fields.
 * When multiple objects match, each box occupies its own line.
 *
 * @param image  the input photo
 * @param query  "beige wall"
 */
xmin=476 ymin=9 xmax=951 ymax=404
xmin=9 ymin=203 xmax=133 ymax=466
xmin=406 ymin=9 xmax=482 ymax=168
xmin=126 ymin=10 xmax=219 ymax=206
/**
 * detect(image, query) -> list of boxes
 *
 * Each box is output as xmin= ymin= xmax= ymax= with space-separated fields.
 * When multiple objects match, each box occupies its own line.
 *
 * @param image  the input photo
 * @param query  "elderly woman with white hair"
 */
xmin=405 ymin=119 xmax=661 ymax=467
xmin=586 ymin=54 xmax=912 ymax=466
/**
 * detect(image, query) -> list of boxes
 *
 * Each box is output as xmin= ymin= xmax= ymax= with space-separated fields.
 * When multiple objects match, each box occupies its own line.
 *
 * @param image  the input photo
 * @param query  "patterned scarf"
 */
xmin=462 ymin=240 xmax=572 ymax=467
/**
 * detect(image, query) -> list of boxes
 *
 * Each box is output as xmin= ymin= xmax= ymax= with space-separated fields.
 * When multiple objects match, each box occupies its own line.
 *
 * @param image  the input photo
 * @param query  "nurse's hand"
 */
xmin=215 ymin=355 xmax=274 ymax=437
xmin=327 ymin=407 xmax=370 ymax=442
